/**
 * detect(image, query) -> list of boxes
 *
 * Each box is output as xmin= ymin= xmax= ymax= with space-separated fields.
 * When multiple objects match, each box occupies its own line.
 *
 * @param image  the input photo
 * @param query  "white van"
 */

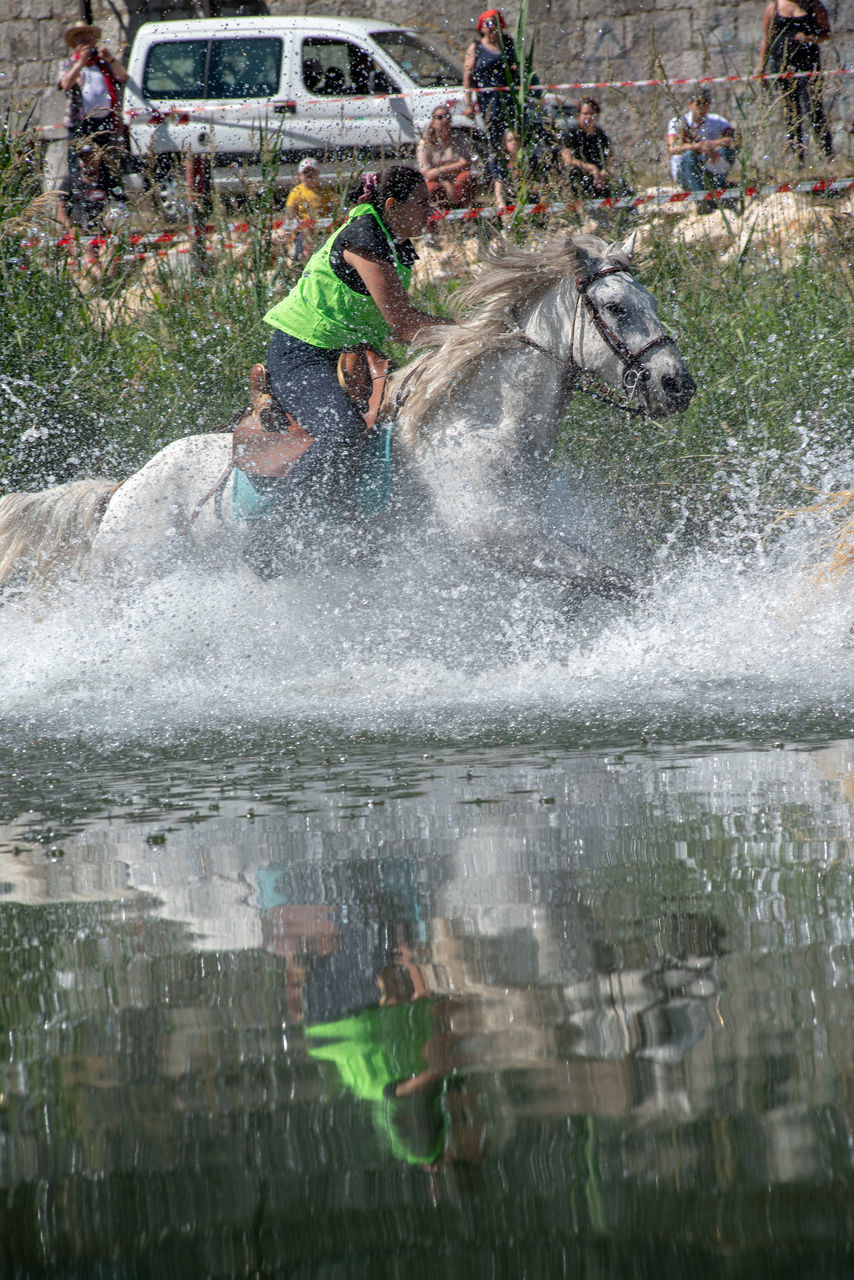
xmin=123 ymin=15 xmax=469 ymax=185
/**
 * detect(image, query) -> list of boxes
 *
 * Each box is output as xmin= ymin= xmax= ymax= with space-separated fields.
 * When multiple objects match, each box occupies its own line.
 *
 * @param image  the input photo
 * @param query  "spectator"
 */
xmin=58 ymin=20 xmax=127 ymax=184
xmin=462 ymin=9 xmax=519 ymax=209
xmin=755 ymin=0 xmax=833 ymax=163
xmin=285 ymin=158 xmax=339 ymax=260
xmin=416 ymin=106 xmax=475 ymax=208
xmin=667 ymin=89 xmax=740 ymax=192
xmin=286 ymin=157 xmax=337 ymax=221
xmin=559 ymin=97 xmax=614 ymax=198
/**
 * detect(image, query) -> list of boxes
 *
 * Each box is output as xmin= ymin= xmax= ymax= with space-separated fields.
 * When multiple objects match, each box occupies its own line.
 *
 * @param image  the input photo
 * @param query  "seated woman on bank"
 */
xmin=256 ymin=167 xmax=451 ymax=529
xmin=416 ymin=107 xmax=475 ymax=208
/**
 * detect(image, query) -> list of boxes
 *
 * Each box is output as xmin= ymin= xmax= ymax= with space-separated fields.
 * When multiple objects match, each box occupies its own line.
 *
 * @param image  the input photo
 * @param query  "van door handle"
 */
xmin=273 ymin=101 xmax=296 ymax=114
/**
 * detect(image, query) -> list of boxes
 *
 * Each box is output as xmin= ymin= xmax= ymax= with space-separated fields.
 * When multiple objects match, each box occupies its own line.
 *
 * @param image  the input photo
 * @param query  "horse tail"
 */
xmin=0 ymin=478 xmax=118 ymax=589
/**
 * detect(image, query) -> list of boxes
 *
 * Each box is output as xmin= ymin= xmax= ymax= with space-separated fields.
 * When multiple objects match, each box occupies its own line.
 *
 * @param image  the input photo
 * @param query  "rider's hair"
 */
xmin=578 ymin=96 xmax=601 ymax=114
xmin=348 ymin=165 xmax=425 ymax=214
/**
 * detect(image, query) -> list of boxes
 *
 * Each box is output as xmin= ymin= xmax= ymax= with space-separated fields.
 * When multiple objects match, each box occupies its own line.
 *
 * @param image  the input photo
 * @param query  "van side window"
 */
xmin=208 ymin=38 xmax=282 ymax=99
xmin=301 ymin=38 xmax=399 ymax=97
xmin=142 ymin=40 xmax=207 ymax=99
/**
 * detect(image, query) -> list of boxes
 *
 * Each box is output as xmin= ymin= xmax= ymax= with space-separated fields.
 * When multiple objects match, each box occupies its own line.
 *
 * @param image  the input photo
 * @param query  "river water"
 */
xmin=1 ymin=520 xmax=853 ymax=1277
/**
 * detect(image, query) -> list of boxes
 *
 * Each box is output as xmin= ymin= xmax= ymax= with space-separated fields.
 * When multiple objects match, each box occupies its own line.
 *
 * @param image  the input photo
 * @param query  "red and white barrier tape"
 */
xmin=435 ymin=174 xmax=854 ymax=221
xmin=20 ymin=172 xmax=852 ymax=258
xmin=120 ymin=66 xmax=854 ymax=124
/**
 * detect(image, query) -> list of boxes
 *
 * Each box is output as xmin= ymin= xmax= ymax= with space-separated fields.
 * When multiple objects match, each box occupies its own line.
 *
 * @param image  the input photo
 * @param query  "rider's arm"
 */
xmin=343 ymin=249 xmax=452 ymax=345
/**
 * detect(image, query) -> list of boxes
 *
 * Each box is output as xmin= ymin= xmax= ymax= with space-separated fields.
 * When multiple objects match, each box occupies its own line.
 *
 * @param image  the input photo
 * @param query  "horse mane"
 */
xmin=390 ymin=232 xmax=628 ymax=446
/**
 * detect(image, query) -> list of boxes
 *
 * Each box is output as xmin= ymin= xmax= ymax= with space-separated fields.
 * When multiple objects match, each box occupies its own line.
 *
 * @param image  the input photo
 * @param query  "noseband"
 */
xmin=520 ymin=264 xmax=678 ymax=416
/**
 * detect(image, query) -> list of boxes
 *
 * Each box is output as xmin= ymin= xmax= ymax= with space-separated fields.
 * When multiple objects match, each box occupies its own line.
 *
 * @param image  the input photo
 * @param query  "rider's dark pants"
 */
xmin=480 ymin=92 xmax=511 ymax=184
xmin=243 ymin=329 xmax=367 ymax=578
xmin=265 ymin=328 xmax=366 ymax=502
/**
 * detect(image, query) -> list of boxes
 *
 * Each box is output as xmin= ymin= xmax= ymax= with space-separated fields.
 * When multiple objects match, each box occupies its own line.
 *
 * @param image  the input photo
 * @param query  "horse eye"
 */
xmin=608 ymin=302 xmax=628 ymax=319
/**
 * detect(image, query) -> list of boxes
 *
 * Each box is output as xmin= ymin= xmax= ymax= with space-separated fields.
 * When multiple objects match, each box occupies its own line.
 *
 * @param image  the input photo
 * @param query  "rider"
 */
xmin=257 ymin=165 xmax=450 ymax=518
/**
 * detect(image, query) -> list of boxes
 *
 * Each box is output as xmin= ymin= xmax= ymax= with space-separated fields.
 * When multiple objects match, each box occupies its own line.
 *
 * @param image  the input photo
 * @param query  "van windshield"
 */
xmin=372 ymin=31 xmax=462 ymax=87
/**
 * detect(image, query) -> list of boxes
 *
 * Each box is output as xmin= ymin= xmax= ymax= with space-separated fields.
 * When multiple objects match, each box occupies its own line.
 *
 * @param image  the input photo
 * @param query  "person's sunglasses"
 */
xmin=433 ymin=112 xmax=451 ymax=120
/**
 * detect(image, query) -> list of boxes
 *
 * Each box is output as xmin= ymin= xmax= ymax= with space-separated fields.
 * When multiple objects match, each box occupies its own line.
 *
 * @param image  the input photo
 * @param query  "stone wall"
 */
xmin=4 ymin=0 xmax=852 ymax=155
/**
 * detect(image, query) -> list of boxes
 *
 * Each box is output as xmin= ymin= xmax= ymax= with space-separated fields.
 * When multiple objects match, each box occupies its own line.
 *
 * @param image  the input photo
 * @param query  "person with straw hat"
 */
xmin=58 ymin=19 xmax=128 ymax=182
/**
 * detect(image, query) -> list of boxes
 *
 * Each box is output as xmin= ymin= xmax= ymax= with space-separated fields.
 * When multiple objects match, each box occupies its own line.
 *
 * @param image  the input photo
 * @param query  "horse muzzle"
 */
xmin=633 ymin=351 xmax=696 ymax=417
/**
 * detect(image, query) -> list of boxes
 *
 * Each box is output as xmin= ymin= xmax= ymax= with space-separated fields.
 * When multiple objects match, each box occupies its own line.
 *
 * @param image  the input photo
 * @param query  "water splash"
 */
xmin=0 ymin=499 xmax=851 ymax=749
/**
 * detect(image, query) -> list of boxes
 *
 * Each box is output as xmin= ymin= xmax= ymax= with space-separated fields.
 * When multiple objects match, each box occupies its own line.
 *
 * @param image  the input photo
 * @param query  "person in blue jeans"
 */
xmin=667 ymin=89 xmax=740 ymax=192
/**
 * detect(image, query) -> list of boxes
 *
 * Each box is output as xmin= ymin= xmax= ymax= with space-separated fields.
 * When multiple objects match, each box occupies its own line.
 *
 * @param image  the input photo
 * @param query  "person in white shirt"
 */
xmin=58 ymin=21 xmax=128 ymax=184
xmin=667 ymin=89 xmax=740 ymax=192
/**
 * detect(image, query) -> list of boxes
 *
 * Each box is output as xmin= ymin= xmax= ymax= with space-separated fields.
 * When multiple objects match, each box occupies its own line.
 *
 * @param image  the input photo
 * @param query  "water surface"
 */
xmin=1 ymin=529 xmax=853 ymax=1278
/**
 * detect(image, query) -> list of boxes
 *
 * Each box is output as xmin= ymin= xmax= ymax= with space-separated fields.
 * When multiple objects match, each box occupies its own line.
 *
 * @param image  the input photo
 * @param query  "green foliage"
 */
xmin=510 ymin=0 xmax=536 ymax=145
xmin=0 ymin=217 xmax=301 ymax=492
xmin=0 ymin=105 xmax=41 ymax=224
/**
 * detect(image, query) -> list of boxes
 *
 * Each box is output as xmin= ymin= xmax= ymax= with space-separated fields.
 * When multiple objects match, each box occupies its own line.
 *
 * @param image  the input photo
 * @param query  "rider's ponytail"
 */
xmin=348 ymin=165 xmax=425 ymax=216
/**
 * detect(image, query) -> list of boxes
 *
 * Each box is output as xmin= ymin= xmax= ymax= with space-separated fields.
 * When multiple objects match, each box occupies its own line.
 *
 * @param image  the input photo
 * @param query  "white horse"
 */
xmin=0 ymin=232 xmax=695 ymax=597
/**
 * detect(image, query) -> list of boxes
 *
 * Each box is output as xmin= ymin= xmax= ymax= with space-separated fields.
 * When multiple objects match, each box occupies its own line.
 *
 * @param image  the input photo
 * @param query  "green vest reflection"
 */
xmin=306 ymin=991 xmax=448 ymax=1167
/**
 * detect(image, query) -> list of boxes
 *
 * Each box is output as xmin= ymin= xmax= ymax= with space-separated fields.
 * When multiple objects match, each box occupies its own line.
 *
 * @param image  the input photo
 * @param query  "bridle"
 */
xmin=518 ymin=264 xmax=678 ymax=417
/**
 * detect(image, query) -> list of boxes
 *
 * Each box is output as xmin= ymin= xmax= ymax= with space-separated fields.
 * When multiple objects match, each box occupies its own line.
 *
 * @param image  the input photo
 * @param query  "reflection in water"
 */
xmin=0 ymin=741 xmax=853 ymax=1274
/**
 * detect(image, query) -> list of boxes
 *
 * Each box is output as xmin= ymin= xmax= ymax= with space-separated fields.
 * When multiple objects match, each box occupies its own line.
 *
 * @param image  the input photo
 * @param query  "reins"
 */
xmin=516 ymin=263 xmax=678 ymax=417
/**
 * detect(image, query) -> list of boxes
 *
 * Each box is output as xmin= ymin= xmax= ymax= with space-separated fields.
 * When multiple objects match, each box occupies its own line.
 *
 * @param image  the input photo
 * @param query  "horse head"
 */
xmin=565 ymin=233 xmax=696 ymax=418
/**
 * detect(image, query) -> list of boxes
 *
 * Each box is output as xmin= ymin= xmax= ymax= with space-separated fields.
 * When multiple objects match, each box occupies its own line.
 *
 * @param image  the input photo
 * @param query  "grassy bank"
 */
xmin=2 ymin=114 xmax=852 ymax=558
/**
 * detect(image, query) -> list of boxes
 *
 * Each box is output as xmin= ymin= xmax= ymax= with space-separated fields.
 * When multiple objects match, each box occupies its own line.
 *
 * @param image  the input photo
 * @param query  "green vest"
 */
xmin=263 ymin=203 xmax=413 ymax=351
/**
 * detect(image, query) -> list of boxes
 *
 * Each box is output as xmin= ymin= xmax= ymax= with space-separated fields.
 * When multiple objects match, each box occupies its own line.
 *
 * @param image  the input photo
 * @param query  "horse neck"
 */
xmin=517 ymin=276 xmax=578 ymax=367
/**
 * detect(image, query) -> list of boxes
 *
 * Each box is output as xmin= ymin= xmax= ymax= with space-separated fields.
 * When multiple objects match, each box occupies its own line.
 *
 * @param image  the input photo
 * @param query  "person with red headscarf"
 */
xmin=463 ymin=9 xmax=519 ymax=209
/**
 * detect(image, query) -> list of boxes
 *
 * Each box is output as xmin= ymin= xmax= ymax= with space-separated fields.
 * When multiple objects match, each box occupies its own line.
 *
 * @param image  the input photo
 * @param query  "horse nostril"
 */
xmin=662 ymin=373 xmax=693 ymax=398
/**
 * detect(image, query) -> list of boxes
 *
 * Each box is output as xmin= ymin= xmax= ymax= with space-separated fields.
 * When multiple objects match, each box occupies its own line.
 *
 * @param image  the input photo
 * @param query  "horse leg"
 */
xmin=416 ymin=444 xmax=636 ymax=603
xmin=484 ymin=524 xmax=636 ymax=602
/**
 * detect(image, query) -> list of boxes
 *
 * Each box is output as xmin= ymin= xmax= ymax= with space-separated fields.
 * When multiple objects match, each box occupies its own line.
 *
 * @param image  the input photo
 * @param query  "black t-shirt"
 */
xmin=329 ymin=211 xmax=418 ymax=295
xmin=561 ymin=124 xmax=611 ymax=168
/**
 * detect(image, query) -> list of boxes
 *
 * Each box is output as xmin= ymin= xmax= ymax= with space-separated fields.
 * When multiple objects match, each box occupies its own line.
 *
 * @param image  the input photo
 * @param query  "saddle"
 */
xmin=232 ymin=346 xmax=392 ymax=480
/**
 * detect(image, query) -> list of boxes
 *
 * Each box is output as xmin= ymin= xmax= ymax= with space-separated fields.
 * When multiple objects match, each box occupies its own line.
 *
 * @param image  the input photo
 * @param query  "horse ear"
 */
xmin=613 ymin=231 xmax=637 ymax=262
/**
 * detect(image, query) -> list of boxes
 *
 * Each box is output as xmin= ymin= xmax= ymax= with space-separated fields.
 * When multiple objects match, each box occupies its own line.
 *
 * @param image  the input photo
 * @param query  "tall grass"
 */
xmin=1 ymin=113 xmax=852 ymax=561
